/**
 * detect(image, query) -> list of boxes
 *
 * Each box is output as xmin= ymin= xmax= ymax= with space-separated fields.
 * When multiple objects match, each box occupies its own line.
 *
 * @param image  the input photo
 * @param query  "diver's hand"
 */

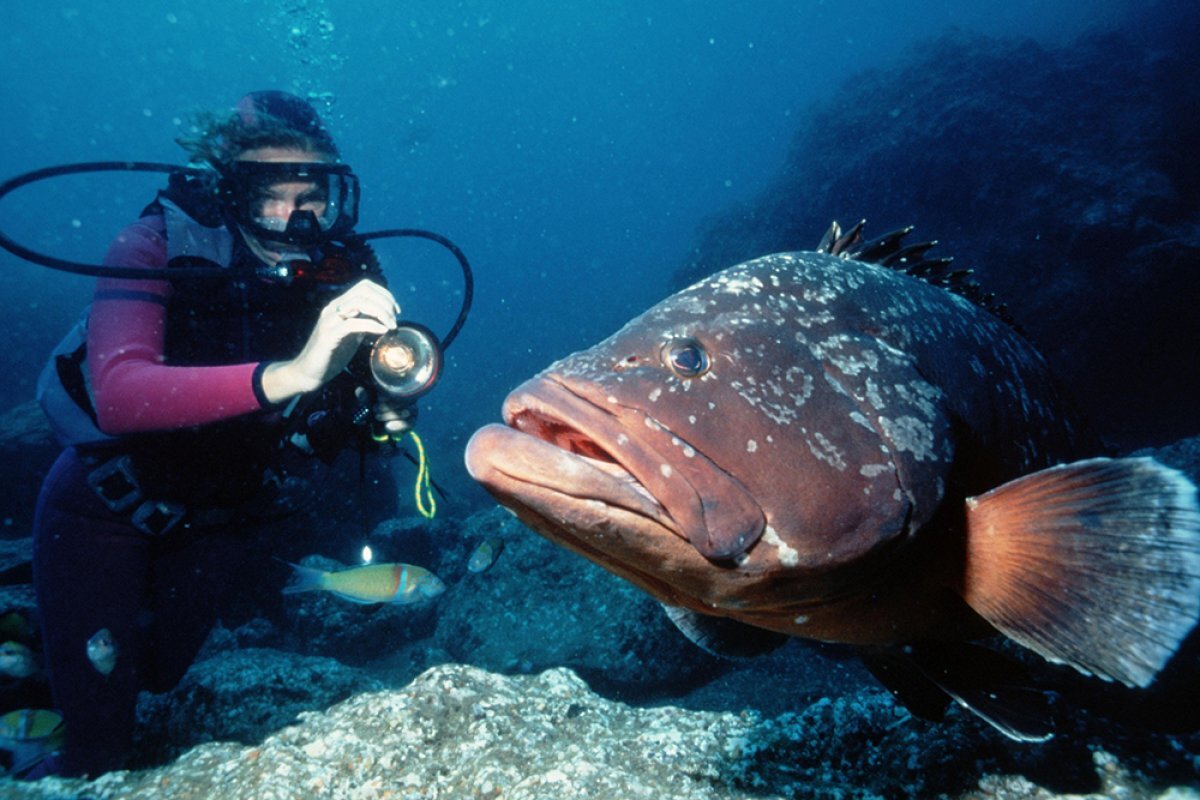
xmin=353 ymin=385 xmax=416 ymax=438
xmin=261 ymin=280 xmax=400 ymax=403
xmin=373 ymin=394 xmax=418 ymax=436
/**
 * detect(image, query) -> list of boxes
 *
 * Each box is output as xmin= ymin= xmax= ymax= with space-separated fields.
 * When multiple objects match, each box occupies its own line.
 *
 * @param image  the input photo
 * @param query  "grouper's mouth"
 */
xmin=465 ymin=375 xmax=766 ymax=561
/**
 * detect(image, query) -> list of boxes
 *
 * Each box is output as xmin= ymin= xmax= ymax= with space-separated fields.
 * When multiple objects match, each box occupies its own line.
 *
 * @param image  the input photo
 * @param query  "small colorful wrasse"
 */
xmin=282 ymin=561 xmax=445 ymax=605
xmin=0 ymin=708 xmax=65 ymax=777
xmin=0 ymin=709 xmax=64 ymax=745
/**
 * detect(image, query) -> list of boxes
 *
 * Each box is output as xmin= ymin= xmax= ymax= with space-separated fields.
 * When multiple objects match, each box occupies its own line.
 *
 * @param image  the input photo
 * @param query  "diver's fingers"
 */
xmin=383 ymin=418 xmax=411 ymax=434
xmin=328 ymin=279 xmax=401 ymax=322
xmin=379 ymin=406 xmax=416 ymax=434
xmin=326 ymin=295 xmax=397 ymax=328
xmin=331 ymin=317 xmax=391 ymax=339
xmin=372 ymin=398 xmax=417 ymax=434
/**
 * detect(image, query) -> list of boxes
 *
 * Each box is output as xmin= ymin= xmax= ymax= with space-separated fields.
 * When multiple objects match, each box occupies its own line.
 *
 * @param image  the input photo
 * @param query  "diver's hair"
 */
xmin=175 ymin=108 xmax=340 ymax=170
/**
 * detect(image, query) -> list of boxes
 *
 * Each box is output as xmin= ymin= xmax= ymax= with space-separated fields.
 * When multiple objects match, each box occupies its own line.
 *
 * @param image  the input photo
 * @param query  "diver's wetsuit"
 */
xmin=32 ymin=210 xmax=370 ymax=776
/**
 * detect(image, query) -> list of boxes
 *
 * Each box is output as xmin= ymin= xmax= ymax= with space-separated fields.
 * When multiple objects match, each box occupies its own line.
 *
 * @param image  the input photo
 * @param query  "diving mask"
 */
xmin=219 ymin=161 xmax=359 ymax=248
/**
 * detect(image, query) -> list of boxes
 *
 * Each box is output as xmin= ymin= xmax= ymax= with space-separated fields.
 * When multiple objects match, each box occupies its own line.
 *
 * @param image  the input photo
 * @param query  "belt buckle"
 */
xmin=131 ymin=500 xmax=186 ymax=537
xmin=86 ymin=454 xmax=143 ymax=513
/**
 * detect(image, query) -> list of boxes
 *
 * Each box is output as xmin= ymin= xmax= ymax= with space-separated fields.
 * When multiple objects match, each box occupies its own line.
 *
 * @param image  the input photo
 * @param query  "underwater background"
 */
xmin=0 ymin=0 xmax=1172 ymax=509
xmin=2 ymin=1 xmax=1200 ymax=798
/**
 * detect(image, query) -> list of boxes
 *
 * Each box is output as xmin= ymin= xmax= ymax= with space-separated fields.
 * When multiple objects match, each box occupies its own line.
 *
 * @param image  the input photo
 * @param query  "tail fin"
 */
xmin=962 ymin=457 xmax=1200 ymax=688
xmin=279 ymin=560 xmax=328 ymax=595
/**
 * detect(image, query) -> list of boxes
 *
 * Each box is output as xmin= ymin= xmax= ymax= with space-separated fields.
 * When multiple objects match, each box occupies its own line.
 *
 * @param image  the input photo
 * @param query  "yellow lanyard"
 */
xmin=409 ymin=430 xmax=437 ymax=519
xmin=371 ymin=429 xmax=437 ymax=518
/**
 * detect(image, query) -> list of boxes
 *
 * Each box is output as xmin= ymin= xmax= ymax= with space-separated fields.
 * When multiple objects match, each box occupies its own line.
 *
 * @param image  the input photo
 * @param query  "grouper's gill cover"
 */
xmin=467 ymin=244 xmax=1200 ymax=735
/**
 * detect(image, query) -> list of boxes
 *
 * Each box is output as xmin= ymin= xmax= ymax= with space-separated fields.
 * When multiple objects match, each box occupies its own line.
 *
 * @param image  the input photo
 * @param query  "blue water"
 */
xmin=0 ymin=1 xmax=1140 ymax=508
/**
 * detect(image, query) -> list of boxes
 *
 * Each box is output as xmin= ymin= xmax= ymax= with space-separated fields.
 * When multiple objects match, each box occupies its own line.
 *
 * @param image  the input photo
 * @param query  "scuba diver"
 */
xmin=16 ymin=90 xmax=453 ymax=777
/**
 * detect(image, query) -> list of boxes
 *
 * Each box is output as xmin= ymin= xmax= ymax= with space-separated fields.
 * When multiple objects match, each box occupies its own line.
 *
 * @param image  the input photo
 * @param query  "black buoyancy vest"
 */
xmin=96 ymin=177 xmax=370 ymax=508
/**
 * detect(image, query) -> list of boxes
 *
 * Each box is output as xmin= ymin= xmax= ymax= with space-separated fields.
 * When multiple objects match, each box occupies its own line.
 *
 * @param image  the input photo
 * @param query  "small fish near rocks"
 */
xmin=86 ymin=628 xmax=118 ymax=677
xmin=466 ymin=538 xmax=505 ymax=574
xmin=0 ymin=708 xmax=64 ymax=778
xmin=281 ymin=559 xmax=445 ymax=605
xmin=466 ymin=222 xmax=1200 ymax=741
xmin=0 ymin=642 xmax=36 ymax=680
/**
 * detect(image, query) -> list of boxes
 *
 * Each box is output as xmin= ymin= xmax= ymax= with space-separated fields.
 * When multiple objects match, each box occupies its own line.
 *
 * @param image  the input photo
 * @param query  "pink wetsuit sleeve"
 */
xmin=87 ymin=215 xmax=271 ymax=434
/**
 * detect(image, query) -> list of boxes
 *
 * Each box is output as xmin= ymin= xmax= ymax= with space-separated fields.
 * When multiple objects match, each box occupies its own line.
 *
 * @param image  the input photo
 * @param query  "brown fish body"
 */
xmin=467 ymin=246 xmax=1200 ymax=732
xmin=473 ymin=252 xmax=1086 ymax=642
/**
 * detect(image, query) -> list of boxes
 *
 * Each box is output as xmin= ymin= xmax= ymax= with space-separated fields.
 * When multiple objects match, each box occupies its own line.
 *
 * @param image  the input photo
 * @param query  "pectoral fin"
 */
xmin=661 ymin=604 xmax=788 ymax=660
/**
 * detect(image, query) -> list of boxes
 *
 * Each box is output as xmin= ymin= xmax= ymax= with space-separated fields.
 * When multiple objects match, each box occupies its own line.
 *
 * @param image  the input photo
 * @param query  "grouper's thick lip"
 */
xmin=488 ymin=374 xmax=766 ymax=560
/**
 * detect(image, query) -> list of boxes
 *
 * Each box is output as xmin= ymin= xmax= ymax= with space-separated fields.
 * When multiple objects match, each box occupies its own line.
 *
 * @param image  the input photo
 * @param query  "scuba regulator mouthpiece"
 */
xmin=369 ymin=322 xmax=442 ymax=401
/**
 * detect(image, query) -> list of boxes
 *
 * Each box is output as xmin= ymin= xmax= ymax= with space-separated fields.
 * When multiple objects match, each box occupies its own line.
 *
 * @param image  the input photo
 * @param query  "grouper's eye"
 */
xmin=661 ymin=338 xmax=711 ymax=379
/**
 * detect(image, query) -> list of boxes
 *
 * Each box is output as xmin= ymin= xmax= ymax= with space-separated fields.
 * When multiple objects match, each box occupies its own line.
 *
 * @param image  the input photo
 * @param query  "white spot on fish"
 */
xmin=717 ymin=274 xmax=764 ymax=296
xmin=762 ymin=526 xmax=799 ymax=568
xmin=794 ymin=614 xmax=809 ymax=625
xmin=865 ymin=379 xmax=885 ymax=410
xmin=649 ymin=387 xmax=662 ymax=402
xmin=617 ymin=433 xmax=629 ymax=446
xmin=878 ymin=415 xmax=936 ymax=461
xmin=660 ymin=464 xmax=673 ymax=478
xmin=860 ymin=463 xmax=891 ymax=478
xmin=747 ymin=440 xmax=758 ymax=453
xmin=808 ymin=432 xmax=848 ymax=470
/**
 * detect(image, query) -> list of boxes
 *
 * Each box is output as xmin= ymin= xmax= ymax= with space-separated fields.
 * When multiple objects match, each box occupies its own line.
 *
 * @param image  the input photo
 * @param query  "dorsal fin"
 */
xmin=850 ymin=226 xmax=915 ymax=262
xmin=817 ymin=219 xmax=866 ymax=256
xmin=816 ymin=219 xmax=1018 ymax=328
xmin=882 ymin=240 xmax=938 ymax=266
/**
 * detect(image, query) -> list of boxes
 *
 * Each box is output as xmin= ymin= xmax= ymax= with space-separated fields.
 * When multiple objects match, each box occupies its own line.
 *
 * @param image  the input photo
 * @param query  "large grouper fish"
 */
xmin=465 ymin=222 xmax=1200 ymax=740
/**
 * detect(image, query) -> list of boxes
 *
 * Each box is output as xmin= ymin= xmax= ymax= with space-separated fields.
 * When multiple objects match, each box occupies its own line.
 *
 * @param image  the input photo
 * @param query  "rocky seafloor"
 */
xmin=1 ymin=435 xmax=1199 ymax=800
xmin=8 ymin=663 xmax=1200 ymax=800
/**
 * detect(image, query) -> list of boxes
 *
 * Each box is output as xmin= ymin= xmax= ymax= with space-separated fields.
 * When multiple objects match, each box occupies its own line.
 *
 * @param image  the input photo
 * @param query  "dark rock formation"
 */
xmin=676 ymin=5 xmax=1200 ymax=448
xmin=0 ymin=401 xmax=58 ymax=539
xmin=429 ymin=506 xmax=729 ymax=698
xmin=131 ymin=647 xmax=381 ymax=769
